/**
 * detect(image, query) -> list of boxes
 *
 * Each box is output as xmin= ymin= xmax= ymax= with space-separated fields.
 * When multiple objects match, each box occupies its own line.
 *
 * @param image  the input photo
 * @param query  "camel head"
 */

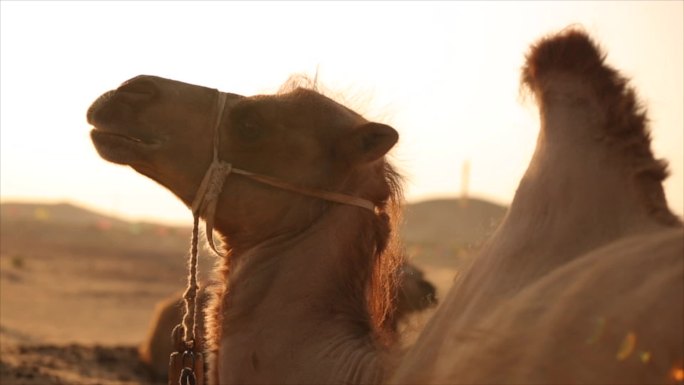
xmin=88 ymin=76 xmax=225 ymax=204
xmin=397 ymin=263 xmax=437 ymax=315
xmin=88 ymin=75 xmax=400 ymax=244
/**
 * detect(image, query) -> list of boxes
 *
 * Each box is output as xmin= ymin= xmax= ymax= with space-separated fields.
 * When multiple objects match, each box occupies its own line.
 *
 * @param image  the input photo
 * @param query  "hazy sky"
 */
xmin=1 ymin=1 xmax=682 ymax=225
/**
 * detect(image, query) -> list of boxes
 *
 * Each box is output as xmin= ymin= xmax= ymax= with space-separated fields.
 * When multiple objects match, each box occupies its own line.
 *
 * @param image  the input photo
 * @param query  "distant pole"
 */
xmin=460 ymin=160 xmax=470 ymax=208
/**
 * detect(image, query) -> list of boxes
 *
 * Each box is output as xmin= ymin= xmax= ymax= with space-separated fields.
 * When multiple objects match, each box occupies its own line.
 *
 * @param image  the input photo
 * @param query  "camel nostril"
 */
xmin=116 ymin=75 xmax=158 ymax=99
xmin=87 ymin=90 xmax=114 ymax=125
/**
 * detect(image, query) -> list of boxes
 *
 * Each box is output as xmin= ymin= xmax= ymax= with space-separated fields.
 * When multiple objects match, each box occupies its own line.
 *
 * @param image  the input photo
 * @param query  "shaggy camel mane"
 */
xmin=521 ymin=27 xmax=680 ymax=226
xmin=281 ymin=74 xmax=407 ymax=343
xmin=331 ymin=159 xmax=405 ymax=347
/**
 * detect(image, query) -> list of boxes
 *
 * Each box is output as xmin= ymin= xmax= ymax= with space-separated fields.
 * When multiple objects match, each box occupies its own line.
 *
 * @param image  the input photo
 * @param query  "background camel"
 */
xmin=88 ymin=28 xmax=682 ymax=384
xmin=138 ymin=262 xmax=437 ymax=382
xmin=392 ymin=28 xmax=683 ymax=384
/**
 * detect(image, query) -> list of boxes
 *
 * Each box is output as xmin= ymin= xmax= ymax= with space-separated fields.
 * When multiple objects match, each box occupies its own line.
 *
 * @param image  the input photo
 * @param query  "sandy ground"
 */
xmin=0 ymin=251 xmax=456 ymax=385
xmin=0 ymin=250 xmax=456 ymax=385
xmin=0 ymin=344 xmax=148 ymax=385
xmin=0 ymin=211 xmax=200 ymax=384
xmin=1 ymin=251 xmax=171 ymax=385
xmin=0 ymin=202 xmax=482 ymax=384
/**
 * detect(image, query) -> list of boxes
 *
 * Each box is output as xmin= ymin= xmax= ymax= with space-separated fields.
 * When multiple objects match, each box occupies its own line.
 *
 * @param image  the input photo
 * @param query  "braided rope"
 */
xmin=180 ymin=92 xmax=228 ymax=350
xmin=181 ymin=214 xmax=201 ymax=348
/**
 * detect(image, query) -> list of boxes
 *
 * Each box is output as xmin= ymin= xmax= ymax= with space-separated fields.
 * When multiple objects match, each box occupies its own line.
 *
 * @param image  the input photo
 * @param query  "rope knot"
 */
xmin=202 ymin=161 xmax=233 ymax=204
xmin=183 ymin=286 xmax=198 ymax=300
xmin=179 ymin=366 xmax=197 ymax=385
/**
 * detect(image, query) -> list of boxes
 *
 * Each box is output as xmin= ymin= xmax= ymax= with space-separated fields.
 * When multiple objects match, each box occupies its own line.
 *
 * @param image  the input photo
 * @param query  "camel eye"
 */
xmin=236 ymin=120 xmax=263 ymax=142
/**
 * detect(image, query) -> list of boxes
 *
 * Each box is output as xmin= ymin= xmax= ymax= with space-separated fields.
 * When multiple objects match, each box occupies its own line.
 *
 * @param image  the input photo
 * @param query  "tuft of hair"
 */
xmin=277 ymin=73 xmax=387 ymax=123
xmin=278 ymin=73 xmax=320 ymax=94
xmin=522 ymin=26 xmax=681 ymax=226
xmin=204 ymin=250 xmax=231 ymax=385
xmin=367 ymin=162 xmax=406 ymax=347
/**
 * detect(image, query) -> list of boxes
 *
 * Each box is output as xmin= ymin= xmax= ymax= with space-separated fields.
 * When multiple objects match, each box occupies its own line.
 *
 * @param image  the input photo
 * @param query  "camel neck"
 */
xmin=214 ymin=205 xmax=384 ymax=384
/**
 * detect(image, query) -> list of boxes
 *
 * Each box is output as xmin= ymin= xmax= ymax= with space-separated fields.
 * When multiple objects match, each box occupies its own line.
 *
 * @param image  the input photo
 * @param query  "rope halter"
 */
xmin=190 ymin=90 xmax=377 ymax=254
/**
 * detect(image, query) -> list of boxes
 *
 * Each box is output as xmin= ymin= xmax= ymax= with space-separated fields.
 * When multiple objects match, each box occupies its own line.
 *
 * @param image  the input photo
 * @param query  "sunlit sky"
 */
xmin=1 ymin=1 xmax=682 ymax=226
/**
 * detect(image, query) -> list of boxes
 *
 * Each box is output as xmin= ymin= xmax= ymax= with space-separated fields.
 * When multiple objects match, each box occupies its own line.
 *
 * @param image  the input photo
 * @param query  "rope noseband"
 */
xmin=172 ymin=90 xmax=377 ymax=385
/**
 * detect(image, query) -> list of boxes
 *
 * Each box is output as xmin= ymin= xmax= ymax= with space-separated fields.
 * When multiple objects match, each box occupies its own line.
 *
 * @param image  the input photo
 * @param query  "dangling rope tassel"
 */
xmin=181 ymin=213 xmax=201 ymax=347
xmin=169 ymin=214 xmax=204 ymax=385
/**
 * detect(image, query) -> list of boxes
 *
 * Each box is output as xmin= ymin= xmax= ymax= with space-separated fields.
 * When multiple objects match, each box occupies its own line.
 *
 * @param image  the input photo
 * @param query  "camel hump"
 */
xmin=521 ymin=27 xmax=611 ymax=90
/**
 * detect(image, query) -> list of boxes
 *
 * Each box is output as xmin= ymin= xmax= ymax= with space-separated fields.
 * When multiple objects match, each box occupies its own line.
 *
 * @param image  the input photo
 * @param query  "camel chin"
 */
xmin=90 ymin=128 xmax=158 ymax=165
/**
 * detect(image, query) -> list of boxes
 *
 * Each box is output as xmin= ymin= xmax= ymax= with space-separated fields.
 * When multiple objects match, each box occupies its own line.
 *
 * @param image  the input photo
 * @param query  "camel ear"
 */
xmin=337 ymin=122 xmax=398 ymax=165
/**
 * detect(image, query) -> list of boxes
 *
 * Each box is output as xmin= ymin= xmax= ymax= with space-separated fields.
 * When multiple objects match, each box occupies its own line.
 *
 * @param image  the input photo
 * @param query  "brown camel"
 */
xmin=138 ymin=262 xmax=436 ymax=382
xmin=88 ymin=28 xmax=683 ymax=384
xmin=89 ymin=75 xmax=405 ymax=384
